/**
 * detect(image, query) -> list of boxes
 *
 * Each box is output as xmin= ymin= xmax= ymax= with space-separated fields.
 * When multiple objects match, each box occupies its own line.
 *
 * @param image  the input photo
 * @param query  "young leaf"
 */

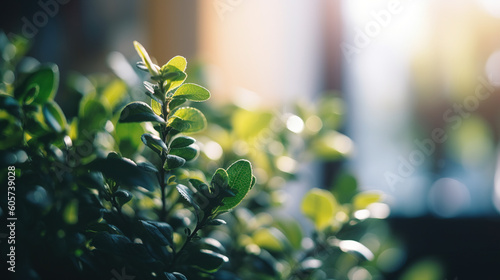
xmin=163 ymin=154 xmax=186 ymax=170
xmin=353 ymin=191 xmax=382 ymax=210
xmin=141 ymin=133 xmax=167 ymax=154
xmin=119 ymin=101 xmax=165 ymax=123
xmin=143 ymin=81 xmax=163 ymax=103
xmin=170 ymin=136 xmax=195 ymax=149
xmin=218 ymin=160 xmax=253 ymax=212
xmin=301 ymin=188 xmax=338 ymax=230
xmin=43 ymin=101 xmax=67 ymax=133
xmin=152 ymin=99 xmax=162 ymax=116
xmin=164 ymin=71 xmax=187 ymax=92
xmin=172 ymin=83 xmax=210 ymax=102
xmin=168 ymin=107 xmax=207 ymax=133
xmin=163 ymin=55 xmax=187 ymax=72
xmin=133 ymin=41 xmax=159 ymax=76
xmin=169 ymin=144 xmax=199 ymax=161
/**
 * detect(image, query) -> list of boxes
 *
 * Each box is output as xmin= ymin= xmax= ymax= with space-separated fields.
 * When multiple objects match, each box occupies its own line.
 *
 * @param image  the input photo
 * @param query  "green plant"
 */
xmin=0 ymin=35 xmax=255 ymax=280
xmin=0 ymin=32 xmax=400 ymax=280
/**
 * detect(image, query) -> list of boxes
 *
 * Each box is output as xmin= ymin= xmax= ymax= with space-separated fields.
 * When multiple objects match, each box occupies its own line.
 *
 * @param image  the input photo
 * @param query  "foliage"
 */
xmin=0 ymin=33 xmax=400 ymax=280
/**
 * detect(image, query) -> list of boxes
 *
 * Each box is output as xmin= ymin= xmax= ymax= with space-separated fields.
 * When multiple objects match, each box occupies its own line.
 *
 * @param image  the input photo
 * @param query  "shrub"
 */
xmin=0 ymin=34 xmax=392 ymax=280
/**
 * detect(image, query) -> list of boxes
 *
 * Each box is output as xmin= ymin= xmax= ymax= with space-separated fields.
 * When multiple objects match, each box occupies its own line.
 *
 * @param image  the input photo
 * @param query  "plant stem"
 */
xmin=159 ymin=81 xmax=170 ymax=221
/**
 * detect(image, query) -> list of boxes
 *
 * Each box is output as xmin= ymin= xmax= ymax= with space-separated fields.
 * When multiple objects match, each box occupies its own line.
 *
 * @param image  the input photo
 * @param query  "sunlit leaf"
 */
xmin=168 ymin=107 xmax=207 ymax=133
xmin=172 ymin=83 xmax=210 ymax=102
xmin=218 ymin=160 xmax=253 ymax=212
xmin=301 ymin=188 xmax=338 ymax=230
xmin=134 ymin=41 xmax=159 ymax=76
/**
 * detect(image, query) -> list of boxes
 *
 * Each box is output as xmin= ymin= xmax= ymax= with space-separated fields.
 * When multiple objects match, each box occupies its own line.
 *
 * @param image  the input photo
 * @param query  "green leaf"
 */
xmin=353 ymin=191 xmax=382 ymax=210
xmin=176 ymin=184 xmax=200 ymax=211
xmin=172 ymin=83 xmax=210 ymax=102
xmin=218 ymin=160 xmax=253 ymax=212
xmin=275 ymin=218 xmax=303 ymax=250
xmin=163 ymin=154 xmax=186 ymax=170
xmin=170 ymin=144 xmax=199 ymax=161
xmin=168 ymin=107 xmax=207 ymax=133
xmin=152 ymin=99 xmax=162 ymax=115
xmin=141 ymin=133 xmax=167 ymax=154
xmin=301 ymin=188 xmax=338 ymax=230
xmin=79 ymin=96 xmax=109 ymax=131
xmin=170 ymin=136 xmax=195 ymax=148
xmin=88 ymin=153 xmax=158 ymax=190
xmin=207 ymin=219 xmax=227 ymax=226
xmin=15 ymin=64 xmax=59 ymax=104
xmin=42 ymin=101 xmax=67 ymax=133
xmin=164 ymin=71 xmax=187 ymax=92
xmin=115 ymin=190 xmax=133 ymax=206
xmin=211 ymin=168 xmax=229 ymax=191
xmin=133 ymin=41 xmax=159 ymax=76
xmin=168 ymin=98 xmax=186 ymax=111
xmin=232 ymin=109 xmax=273 ymax=139
xmin=23 ymin=85 xmax=38 ymax=104
xmin=139 ymin=220 xmax=174 ymax=246
xmin=119 ymin=101 xmax=165 ymax=123
xmin=252 ymin=228 xmax=287 ymax=252
xmin=188 ymin=249 xmax=228 ymax=273
xmin=164 ymin=55 xmax=187 ymax=72
xmin=143 ymin=81 xmax=163 ymax=103
xmin=115 ymin=122 xmax=145 ymax=158
xmin=102 ymin=80 xmax=127 ymax=109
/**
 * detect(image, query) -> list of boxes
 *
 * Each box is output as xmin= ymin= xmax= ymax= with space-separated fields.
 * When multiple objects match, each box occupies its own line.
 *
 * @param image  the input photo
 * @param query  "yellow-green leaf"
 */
xmin=301 ymin=188 xmax=338 ymax=230
xmin=353 ymin=191 xmax=382 ymax=210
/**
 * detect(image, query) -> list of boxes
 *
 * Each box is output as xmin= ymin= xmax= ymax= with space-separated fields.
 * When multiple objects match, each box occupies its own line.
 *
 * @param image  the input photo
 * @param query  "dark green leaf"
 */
xmin=137 ymin=161 xmax=159 ymax=173
xmin=170 ymin=144 xmax=199 ymax=161
xmin=119 ymin=101 xmax=165 ymax=123
xmin=87 ymin=153 xmax=158 ymax=190
xmin=140 ymin=220 xmax=174 ymax=246
xmin=141 ymin=133 xmax=167 ymax=154
xmin=168 ymin=97 xmax=186 ymax=111
xmin=207 ymin=219 xmax=227 ymax=226
xmin=0 ymin=94 xmax=22 ymax=119
xmin=172 ymin=83 xmax=210 ymax=102
xmin=188 ymin=249 xmax=229 ymax=273
xmin=195 ymin=238 xmax=226 ymax=254
xmin=163 ymin=154 xmax=185 ymax=170
xmin=115 ymin=190 xmax=132 ymax=206
xmin=170 ymin=136 xmax=195 ymax=149
xmin=211 ymin=168 xmax=229 ymax=192
xmin=42 ymin=101 xmax=67 ymax=133
xmin=176 ymin=184 xmax=200 ymax=211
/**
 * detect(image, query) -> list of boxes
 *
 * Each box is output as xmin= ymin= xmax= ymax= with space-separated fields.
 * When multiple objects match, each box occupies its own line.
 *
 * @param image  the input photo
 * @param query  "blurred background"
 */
xmin=3 ymin=0 xmax=500 ymax=278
